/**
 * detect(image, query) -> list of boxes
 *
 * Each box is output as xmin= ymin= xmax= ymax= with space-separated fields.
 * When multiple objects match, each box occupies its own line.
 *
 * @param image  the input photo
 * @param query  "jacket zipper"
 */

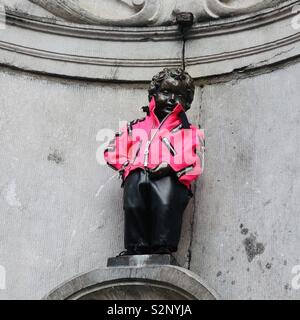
xmin=143 ymin=113 xmax=172 ymax=167
xmin=177 ymin=165 xmax=194 ymax=178
xmin=171 ymin=123 xmax=182 ymax=134
xmin=132 ymin=140 xmax=142 ymax=164
xmin=161 ymin=137 xmax=177 ymax=156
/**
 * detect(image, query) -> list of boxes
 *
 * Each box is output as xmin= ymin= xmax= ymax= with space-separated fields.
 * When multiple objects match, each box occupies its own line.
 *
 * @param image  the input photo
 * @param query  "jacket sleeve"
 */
xmin=177 ymin=127 xmax=205 ymax=187
xmin=104 ymin=123 xmax=133 ymax=173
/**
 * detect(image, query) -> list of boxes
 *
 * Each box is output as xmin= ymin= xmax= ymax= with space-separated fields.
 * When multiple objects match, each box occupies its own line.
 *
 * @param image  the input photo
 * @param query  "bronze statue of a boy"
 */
xmin=104 ymin=68 xmax=204 ymax=255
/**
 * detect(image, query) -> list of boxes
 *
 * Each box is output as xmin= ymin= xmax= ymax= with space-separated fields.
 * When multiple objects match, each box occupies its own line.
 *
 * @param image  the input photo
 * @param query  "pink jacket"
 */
xmin=104 ymin=97 xmax=205 ymax=189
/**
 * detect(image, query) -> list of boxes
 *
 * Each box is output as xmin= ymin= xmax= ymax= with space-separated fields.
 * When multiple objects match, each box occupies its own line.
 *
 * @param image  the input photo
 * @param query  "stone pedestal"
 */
xmin=43 ymin=257 xmax=218 ymax=300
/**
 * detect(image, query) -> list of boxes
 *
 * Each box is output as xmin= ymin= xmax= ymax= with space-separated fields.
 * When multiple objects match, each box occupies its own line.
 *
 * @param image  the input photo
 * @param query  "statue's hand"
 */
xmin=149 ymin=162 xmax=172 ymax=179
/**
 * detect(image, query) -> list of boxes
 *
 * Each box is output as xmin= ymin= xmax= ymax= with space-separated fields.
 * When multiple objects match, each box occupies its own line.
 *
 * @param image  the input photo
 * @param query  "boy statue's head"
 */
xmin=148 ymin=67 xmax=195 ymax=121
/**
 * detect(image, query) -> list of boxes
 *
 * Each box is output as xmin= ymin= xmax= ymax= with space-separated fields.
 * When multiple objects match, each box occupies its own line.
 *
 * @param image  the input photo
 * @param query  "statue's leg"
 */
xmin=123 ymin=169 xmax=151 ymax=254
xmin=149 ymin=175 xmax=190 ymax=253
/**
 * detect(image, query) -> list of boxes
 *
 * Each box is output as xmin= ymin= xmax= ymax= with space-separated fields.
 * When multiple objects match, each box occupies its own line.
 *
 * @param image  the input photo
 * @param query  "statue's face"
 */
xmin=154 ymin=77 xmax=188 ymax=121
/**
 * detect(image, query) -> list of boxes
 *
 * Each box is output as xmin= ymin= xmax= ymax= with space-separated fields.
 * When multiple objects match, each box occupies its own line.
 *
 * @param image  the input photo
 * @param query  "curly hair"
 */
xmin=148 ymin=68 xmax=195 ymax=110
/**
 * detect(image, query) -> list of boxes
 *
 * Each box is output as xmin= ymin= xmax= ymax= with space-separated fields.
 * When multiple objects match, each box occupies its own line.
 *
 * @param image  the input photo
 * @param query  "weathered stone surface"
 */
xmin=191 ymin=60 xmax=300 ymax=300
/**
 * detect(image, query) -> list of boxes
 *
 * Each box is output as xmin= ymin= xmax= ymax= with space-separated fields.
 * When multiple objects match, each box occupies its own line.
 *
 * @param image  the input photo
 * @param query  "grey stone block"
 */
xmin=107 ymin=254 xmax=178 ymax=268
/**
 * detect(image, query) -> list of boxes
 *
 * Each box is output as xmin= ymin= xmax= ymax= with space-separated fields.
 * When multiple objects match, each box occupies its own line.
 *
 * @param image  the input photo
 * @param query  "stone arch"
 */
xmin=43 ymin=265 xmax=218 ymax=300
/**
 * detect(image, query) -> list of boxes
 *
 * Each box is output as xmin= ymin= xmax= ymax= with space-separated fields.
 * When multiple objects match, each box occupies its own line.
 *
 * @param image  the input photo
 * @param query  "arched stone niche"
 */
xmin=43 ymin=265 xmax=218 ymax=300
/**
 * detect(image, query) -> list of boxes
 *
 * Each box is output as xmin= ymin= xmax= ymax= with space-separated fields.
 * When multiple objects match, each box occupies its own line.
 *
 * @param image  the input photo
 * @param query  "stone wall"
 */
xmin=192 ymin=61 xmax=300 ymax=299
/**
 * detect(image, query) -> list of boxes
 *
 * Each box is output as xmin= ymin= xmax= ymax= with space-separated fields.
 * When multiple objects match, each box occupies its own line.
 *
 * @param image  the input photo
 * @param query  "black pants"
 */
xmin=123 ymin=169 xmax=191 ymax=253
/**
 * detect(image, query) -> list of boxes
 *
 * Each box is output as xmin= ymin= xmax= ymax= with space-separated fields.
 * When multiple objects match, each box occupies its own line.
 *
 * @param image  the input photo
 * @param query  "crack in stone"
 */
xmin=187 ymin=86 xmax=204 ymax=270
xmin=195 ymin=53 xmax=300 ymax=86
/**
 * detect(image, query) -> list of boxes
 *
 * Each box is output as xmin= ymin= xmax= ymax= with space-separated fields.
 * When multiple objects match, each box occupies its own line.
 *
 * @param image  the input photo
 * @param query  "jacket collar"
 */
xmin=148 ymin=96 xmax=189 ymax=128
